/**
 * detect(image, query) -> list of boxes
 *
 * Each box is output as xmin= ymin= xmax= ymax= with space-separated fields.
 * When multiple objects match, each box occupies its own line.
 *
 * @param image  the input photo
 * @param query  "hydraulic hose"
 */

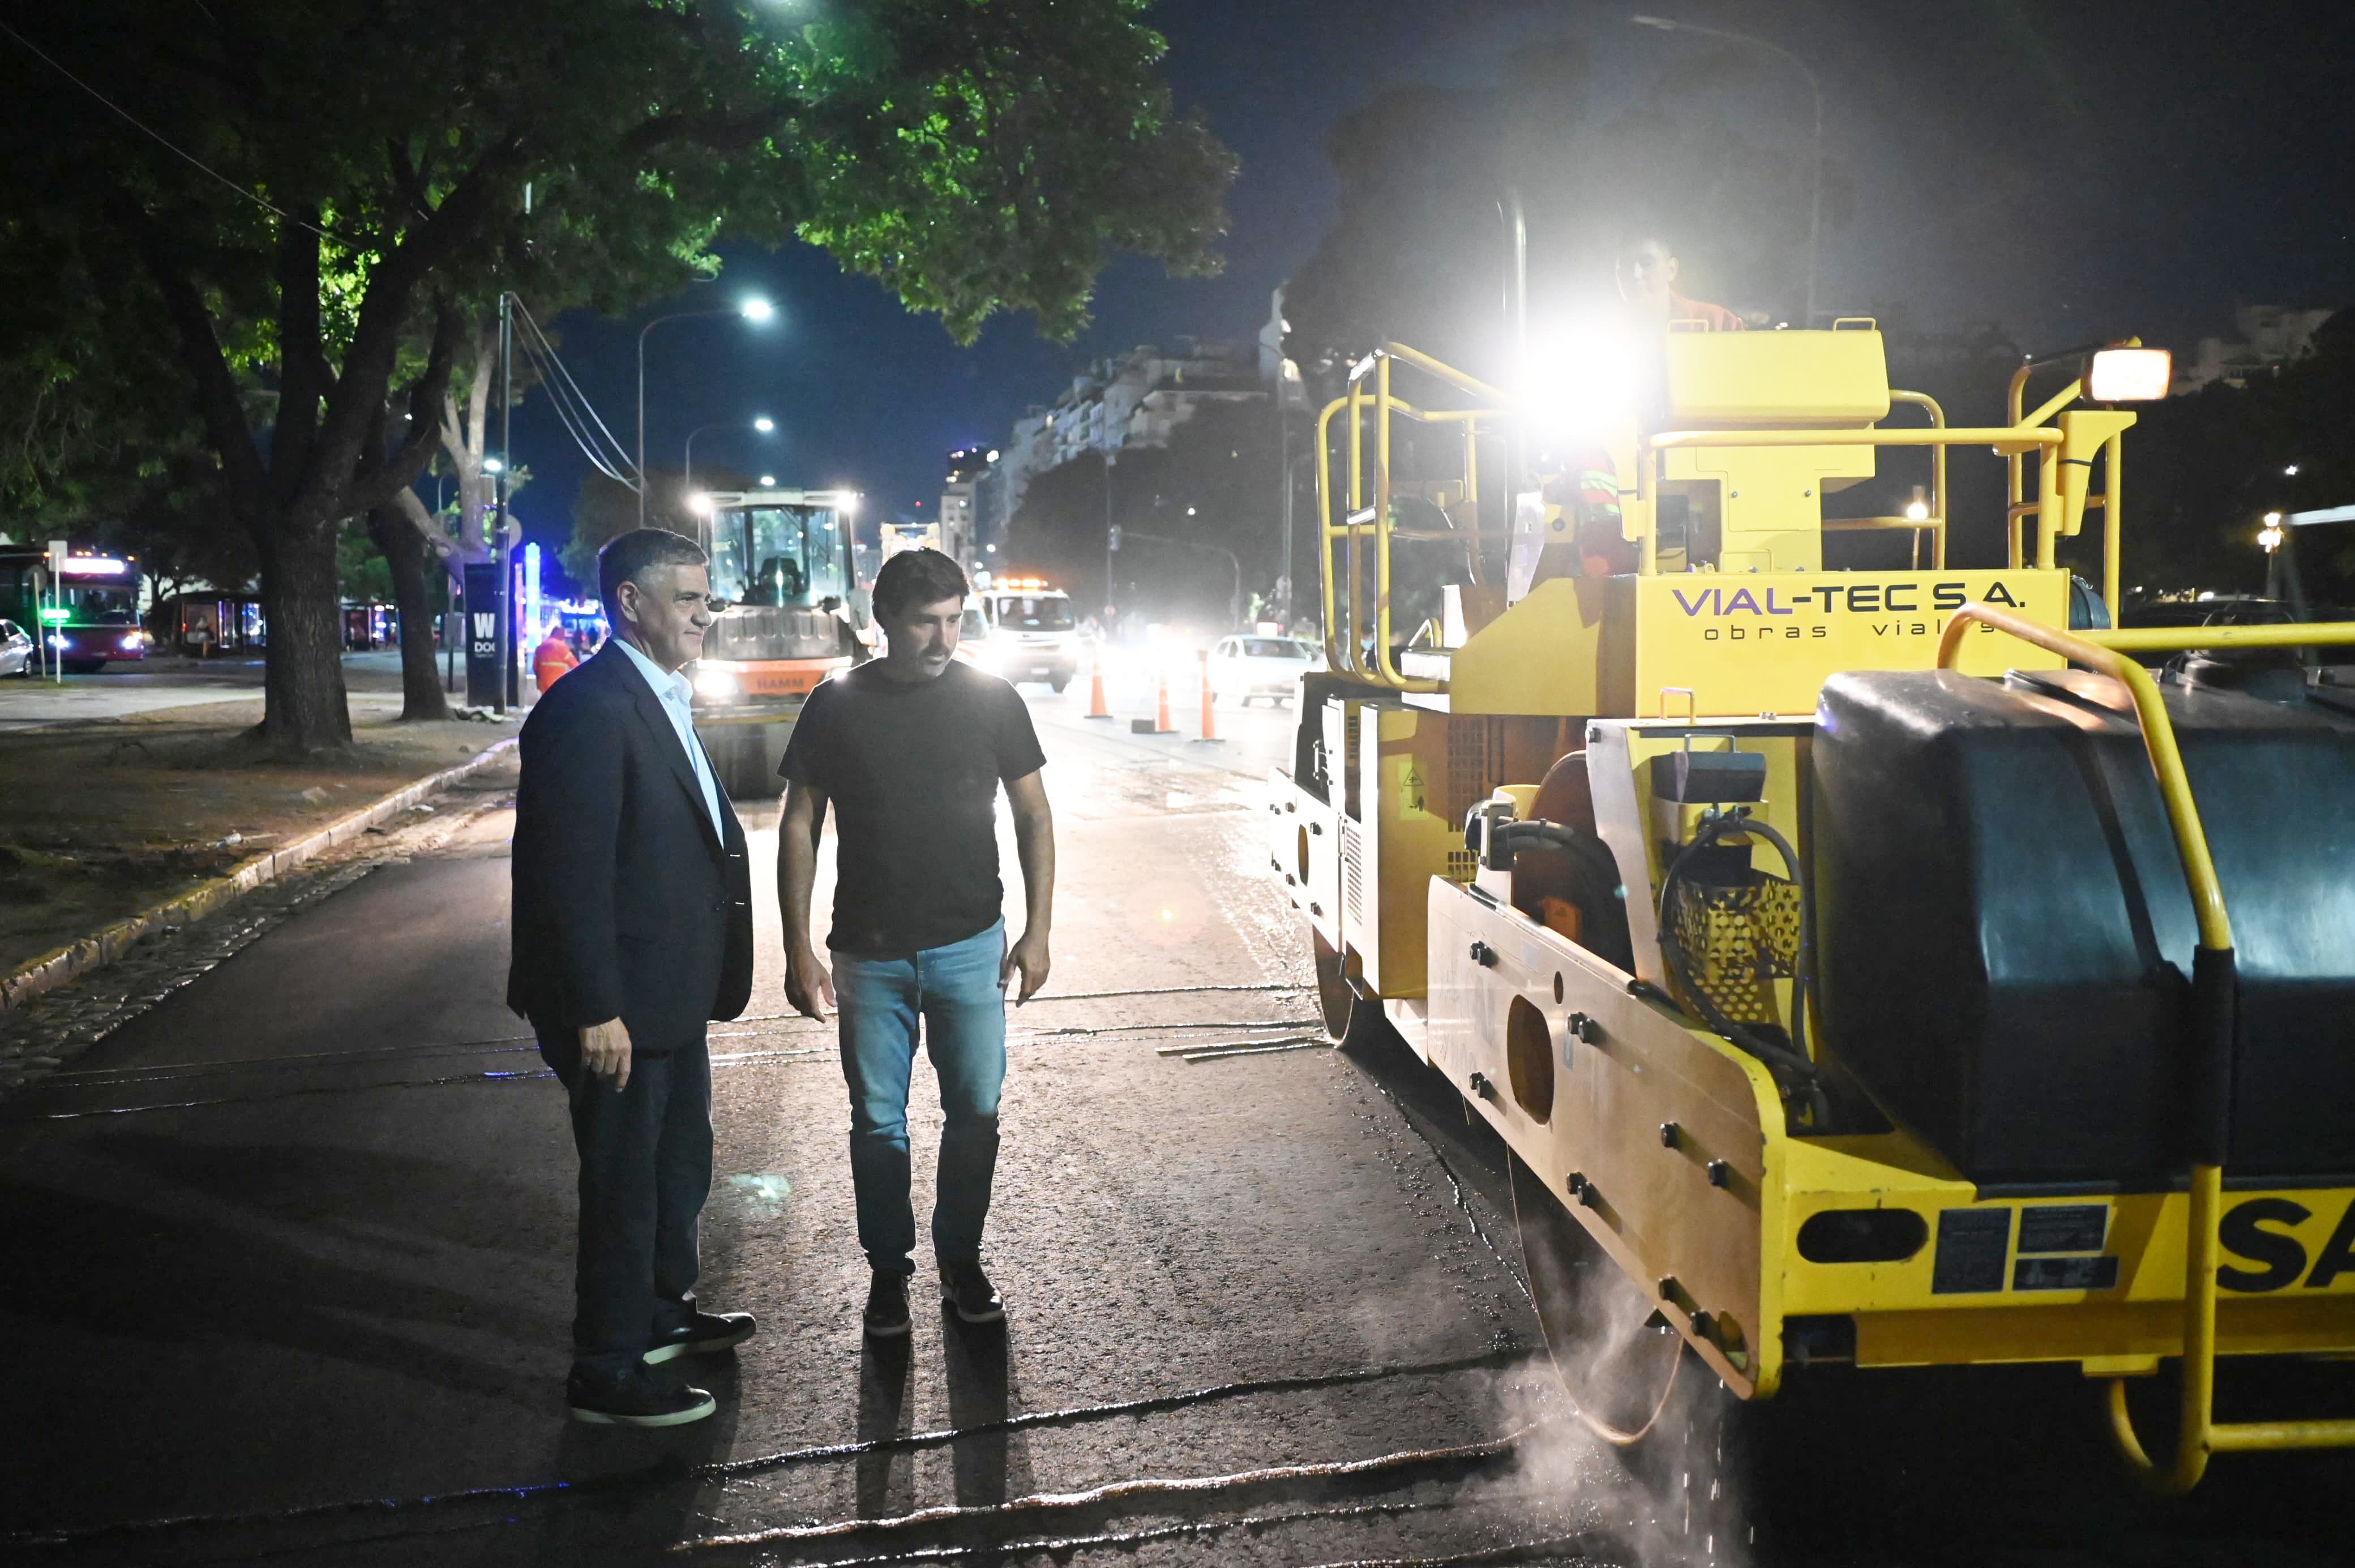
xmin=1488 ymin=819 xmax=1621 ymax=886
xmin=1654 ymin=809 xmax=1831 ymax=1128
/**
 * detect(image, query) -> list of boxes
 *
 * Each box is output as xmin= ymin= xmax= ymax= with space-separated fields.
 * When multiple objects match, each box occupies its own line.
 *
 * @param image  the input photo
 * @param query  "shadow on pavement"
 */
xmin=530 ymin=1362 xmax=741 ymax=1568
xmin=854 ymin=1333 xmax=914 ymax=1518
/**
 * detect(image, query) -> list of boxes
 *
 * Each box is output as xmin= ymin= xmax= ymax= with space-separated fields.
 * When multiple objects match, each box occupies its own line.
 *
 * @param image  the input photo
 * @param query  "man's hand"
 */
xmin=786 ymin=944 xmax=836 ymax=1021
xmin=1001 ymin=928 xmax=1050 ymax=1005
xmin=580 ymin=1017 xmax=633 ymax=1090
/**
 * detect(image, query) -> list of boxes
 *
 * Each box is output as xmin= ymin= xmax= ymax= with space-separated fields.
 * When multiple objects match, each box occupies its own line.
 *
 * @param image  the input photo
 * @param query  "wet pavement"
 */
xmin=0 ymin=716 xmax=2348 ymax=1566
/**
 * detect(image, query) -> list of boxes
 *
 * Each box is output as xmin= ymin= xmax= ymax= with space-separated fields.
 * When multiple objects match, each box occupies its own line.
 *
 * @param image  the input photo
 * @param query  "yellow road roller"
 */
xmin=1268 ymin=322 xmax=2355 ymax=1489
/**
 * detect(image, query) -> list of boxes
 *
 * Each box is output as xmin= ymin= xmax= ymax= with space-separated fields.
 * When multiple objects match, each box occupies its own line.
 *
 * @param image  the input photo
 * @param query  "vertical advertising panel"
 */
xmin=464 ymin=561 xmax=503 ymax=707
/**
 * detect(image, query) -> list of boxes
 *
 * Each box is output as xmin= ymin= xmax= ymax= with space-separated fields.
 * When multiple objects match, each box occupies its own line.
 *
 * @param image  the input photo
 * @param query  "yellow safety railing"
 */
xmin=1317 ymin=345 xmax=1508 ymax=689
xmin=2088 ymin=622 xmax=2355 ymax=655
xmin=1818 ymin=389 xmax=1951 ymax=568
xmin=1315 ymin=339 xmax=2112 ymax=692
xmin=1642 ymin=425 xmax=2056 ymax=577
xmin=2007 ymin=343 xmax=2139 ymax=616
xmin=1940 ymin=604 xmax=2355 ymax=1492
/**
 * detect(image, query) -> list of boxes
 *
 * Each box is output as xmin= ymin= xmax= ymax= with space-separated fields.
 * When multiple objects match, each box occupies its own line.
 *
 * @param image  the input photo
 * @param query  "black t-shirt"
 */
xmin=780 ymin=659 xmax=1047 ymax=956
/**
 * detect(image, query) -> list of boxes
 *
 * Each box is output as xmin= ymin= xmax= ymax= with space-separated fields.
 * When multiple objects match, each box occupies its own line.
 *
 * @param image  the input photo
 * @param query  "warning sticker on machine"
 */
xmin=2013 ymin=1255 xmax=2120 ymax=1292
xmin=2017 ymin=1203 xmax=2108 ymax=1255
xmin=1932 ymin=1207 xmax=2012 ymax=1295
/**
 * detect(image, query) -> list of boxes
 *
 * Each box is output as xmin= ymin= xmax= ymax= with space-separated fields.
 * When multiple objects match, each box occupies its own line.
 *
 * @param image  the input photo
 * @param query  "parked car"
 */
xmin=1207 ymin=635 xmax=1323 ymax=706
xmin=0 ymin=619 xmax=31 ymax=677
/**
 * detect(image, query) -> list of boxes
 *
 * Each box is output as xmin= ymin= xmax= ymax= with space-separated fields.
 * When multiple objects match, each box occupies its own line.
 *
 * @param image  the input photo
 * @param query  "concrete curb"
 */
xmin=0 ymin=735 xmax=519 ymax=1015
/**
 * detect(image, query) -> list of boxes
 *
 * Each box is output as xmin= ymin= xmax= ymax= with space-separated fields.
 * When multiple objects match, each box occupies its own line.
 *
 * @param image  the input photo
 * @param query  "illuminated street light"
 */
xmin=638 ymin=299 xmax=778 ymax=525
xmin=686 ymin=414 xmax=777 ymax=495
xmin=2259 ymin=512 xmax=2285 ymax=551
xmin=986 ymin=448 xmax=1001 ymax=462
xmin=481 ymin=456 xmax=505 ymax=474
xmin=760 ymin=474 xmax=777 ymax=487
xmin=690 ymin=492 xmax=714 ymax=516
xmin=1904 ymin=499 xmax=1931 ymax=522
xmin=2285 ymin=464 xmax=2301 ymax=477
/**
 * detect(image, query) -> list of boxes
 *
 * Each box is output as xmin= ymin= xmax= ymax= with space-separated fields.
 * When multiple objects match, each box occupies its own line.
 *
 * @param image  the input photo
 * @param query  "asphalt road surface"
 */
xmin=0 ymin=714 xmax=2347 ymax=1567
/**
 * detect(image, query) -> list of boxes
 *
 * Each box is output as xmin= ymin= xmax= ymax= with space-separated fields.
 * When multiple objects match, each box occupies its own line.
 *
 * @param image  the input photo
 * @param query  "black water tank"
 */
xmin=1813 ymin=668 xmax=2355 ymax=1185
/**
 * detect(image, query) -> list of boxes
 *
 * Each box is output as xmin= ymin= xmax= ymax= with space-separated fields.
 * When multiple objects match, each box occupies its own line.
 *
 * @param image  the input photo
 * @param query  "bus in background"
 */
xmin=0 ymin=545 xmax=149 ymax=674
xmin=688 ymin=488 xmax=868 ymax=798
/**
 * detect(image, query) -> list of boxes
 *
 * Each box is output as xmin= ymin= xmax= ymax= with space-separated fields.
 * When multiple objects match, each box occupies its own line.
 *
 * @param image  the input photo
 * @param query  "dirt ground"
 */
xmin=0 ymin=697 xmax=518 ymax=975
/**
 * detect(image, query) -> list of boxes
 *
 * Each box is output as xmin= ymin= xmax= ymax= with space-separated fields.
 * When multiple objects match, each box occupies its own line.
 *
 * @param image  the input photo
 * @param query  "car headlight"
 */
xmin=693 ymin=662 xmax=741 ymax=700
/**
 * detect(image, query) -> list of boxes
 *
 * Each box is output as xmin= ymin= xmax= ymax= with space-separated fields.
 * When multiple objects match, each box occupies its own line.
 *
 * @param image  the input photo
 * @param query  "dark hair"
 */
xmin=598 ymin=528 xmax=708 ymax=611
xmin=871 ymin=547 xmax=969 ymax=618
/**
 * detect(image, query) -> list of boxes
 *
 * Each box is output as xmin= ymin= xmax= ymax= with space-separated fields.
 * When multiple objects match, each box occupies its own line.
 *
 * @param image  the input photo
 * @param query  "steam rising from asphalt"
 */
xmin=1490 ymin=1261 xmax=1753 ymax=1567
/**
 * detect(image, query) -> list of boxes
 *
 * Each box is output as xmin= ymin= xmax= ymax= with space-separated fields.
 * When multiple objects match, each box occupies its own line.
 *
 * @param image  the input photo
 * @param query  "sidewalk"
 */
xmin=0 ymin=694 xmax=520 ymax=984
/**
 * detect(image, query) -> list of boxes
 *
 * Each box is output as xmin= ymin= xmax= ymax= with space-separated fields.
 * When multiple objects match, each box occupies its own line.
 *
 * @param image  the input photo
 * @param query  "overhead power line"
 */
xmin=508 ymin=294 xmax=643 ymax=492
xmin=0 ymin=18 xmax=350 ymax=245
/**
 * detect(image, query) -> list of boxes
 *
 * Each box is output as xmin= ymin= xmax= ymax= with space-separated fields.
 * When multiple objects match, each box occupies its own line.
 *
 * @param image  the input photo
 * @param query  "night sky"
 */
xmin=508 ymin=0 xmax=2354 ymax=594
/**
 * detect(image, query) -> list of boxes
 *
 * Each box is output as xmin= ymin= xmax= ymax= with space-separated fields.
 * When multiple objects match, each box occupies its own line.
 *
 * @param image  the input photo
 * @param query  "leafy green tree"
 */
xmin=563 ymin=465 xmax=750 ymax=597
xmin=2 ymin=0 xmax=1231 ymax=754
xmin=1008 ymin=399 xmax=1301 ymax=629
xmin=1282 ymin=39 xmax=1839 ymax=372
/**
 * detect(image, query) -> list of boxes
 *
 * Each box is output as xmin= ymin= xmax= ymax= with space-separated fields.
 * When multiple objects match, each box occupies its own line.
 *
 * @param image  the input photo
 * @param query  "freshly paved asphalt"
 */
xmin=0 ymin=710 xmax=2348 ymax=1566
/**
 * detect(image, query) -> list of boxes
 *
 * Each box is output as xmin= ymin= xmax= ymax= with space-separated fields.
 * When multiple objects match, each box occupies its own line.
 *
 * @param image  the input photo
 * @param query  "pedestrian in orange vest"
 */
xmin=533 ymin=627 xmax=581 ymax=694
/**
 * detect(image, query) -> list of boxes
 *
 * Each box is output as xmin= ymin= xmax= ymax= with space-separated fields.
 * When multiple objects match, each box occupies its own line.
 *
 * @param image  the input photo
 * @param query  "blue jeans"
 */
xmin=834 ymin=920 xmax=1008 ymax=1275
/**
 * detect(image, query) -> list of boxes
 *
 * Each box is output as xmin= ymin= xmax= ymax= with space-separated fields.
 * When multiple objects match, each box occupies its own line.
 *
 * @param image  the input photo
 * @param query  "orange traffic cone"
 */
xmin=1155 ymin=666 xmax=1174 ymax=734
xmin=1196 ymin=648 xmax=1218 ymax=742
xmin=1086 ymin=649 xmax=1112 ymax=719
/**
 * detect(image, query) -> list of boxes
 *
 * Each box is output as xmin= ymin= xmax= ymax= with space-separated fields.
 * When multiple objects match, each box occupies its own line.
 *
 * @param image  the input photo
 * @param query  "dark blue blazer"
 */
xmin=506 ymin=643 xmax=753 ymax=1048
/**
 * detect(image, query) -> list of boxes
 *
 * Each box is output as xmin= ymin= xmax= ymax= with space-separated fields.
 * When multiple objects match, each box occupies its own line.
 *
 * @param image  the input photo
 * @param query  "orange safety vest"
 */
xmin=533 ymin=634 xmax=579 ymax=693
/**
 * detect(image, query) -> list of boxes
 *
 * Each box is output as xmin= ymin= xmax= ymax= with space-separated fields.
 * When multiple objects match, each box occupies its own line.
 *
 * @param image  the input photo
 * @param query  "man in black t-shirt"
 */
xmin=778 ymin=548 xmax=1054 ymax=1338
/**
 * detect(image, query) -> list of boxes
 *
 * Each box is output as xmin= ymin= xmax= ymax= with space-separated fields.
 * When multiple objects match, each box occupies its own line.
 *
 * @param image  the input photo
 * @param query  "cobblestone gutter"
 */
xmin=0 ymin=737 xmax=518 ymax=1017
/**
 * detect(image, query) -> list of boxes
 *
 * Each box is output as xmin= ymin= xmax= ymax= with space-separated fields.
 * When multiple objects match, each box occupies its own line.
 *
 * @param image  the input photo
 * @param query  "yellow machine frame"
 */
xmin=1272 ymin=327 xmax=2355 ymax=1491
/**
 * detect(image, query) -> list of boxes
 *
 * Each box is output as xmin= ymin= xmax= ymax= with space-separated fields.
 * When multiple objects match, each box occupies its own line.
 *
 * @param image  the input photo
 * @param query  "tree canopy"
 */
xmin=1281 ymin=38 xmax=1843 ymax=375
xmin=0 ymin=0 xmax=1232 ymax=750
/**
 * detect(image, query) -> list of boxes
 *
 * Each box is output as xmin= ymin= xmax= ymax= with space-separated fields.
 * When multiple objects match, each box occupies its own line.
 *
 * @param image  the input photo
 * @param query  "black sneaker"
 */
xmin=566 ymin=1366 xmax=717 ymax=1427
xmin=644 ymin=1310 xmax=757 ymax=1365
xmin=863 ymin=1271 xmax=911 ymax=1338
xmin=939 ymin=1261 xmax=1004 ymax=1325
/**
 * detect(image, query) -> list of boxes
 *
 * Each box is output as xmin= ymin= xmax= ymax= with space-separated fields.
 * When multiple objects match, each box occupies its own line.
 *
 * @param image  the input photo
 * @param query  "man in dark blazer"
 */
xmin=508 ymin=527 xmax=756 ymax=1426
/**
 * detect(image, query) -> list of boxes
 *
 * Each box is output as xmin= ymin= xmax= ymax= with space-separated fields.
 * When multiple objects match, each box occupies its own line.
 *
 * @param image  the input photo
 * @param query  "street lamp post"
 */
xmin=684 ymin=415 xmax=776 ymax=497
xmin=637 ymin=298 xmax=774 ymax=527
xmin=683 ymin=416 xmax=776 ymax=553
xmin=1633 ymin=14 xmax=1823 ymax=327
xmin=1279 ymin=443 xmax=1316 ymax=633
xmin=1103 ymin=449 xmax=1117 ymax=622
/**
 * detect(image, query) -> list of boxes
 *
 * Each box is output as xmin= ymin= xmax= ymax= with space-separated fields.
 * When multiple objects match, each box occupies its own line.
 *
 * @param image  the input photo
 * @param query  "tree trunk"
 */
xmin=367 ymin=503 xmax=454 ymax=721
xmin=255 ymin=518 xmax=354 ymax=754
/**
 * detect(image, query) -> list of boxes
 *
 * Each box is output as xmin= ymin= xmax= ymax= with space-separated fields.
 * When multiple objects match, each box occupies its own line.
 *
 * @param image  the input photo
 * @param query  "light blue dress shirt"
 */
xmin=611 ymin=636 xmax=726 ymax=836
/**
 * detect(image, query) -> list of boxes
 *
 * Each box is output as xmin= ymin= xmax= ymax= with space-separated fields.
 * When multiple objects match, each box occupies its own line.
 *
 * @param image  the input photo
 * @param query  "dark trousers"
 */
xmin=537 ymin=1023 xmax=713 ymax=1380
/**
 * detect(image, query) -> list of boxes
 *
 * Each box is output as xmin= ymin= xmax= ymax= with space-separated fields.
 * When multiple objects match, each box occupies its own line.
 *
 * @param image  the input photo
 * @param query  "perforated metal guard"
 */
xmin=1668 ymin=872 xmax=1800 ymax=1025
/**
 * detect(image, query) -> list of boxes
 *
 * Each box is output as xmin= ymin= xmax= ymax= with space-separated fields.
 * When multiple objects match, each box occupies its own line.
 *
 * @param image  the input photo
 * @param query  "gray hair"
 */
xmin=598 ymin=528 xmax=708 ymax=610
